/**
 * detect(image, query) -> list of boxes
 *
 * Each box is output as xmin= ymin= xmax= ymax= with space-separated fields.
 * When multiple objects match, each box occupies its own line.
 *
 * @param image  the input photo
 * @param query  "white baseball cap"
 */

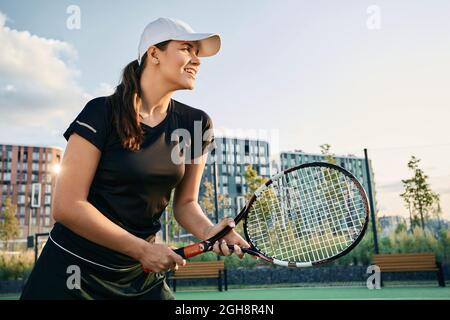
xmin=137 ymin=17 xmax=221 ymax=65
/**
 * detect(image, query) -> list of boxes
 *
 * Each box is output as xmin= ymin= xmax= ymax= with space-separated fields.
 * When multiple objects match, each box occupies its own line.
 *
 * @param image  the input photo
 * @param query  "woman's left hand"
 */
xmin=204 ymin=217 xmax=250 ymax=259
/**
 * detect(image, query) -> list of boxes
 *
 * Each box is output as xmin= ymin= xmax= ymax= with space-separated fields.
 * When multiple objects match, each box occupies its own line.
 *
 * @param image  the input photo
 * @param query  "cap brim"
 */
xmin=171 ymin=33 xmax=221 ymax=57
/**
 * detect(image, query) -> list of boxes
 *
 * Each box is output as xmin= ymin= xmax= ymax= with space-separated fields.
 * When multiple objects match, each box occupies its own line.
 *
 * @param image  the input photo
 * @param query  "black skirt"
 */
xmin=20 ymin=224 xmax=174 ymax=300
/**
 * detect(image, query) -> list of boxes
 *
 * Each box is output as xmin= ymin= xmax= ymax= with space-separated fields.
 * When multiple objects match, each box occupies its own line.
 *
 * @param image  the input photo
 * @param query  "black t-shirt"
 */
xmin=60 ymin=96 xmax=214 ymax=240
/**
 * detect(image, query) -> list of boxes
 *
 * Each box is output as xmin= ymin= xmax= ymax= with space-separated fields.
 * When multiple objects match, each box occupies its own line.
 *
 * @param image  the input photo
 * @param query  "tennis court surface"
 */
xmin=1 ymin=286 xmax=449 ymax=300
xmin=174 ymin=286 xmax=450 ymax=300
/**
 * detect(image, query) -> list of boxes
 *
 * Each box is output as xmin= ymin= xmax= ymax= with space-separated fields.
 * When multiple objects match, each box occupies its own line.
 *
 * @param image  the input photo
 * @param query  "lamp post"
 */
xmin=211 ymin=149 xmax=220 ymax=261
xmin=211 ymin=149 xmax=220 ymax=225
xmin=364 ymin=148 xmax=379 ymax=254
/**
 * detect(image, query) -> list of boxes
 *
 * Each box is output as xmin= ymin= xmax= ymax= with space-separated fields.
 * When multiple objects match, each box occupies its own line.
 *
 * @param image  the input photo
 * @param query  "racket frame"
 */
xmin=175 ymin=162 xmax=370 ymax=268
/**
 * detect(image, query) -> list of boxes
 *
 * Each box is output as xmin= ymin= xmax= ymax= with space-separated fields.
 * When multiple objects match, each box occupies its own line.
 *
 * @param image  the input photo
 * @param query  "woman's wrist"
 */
xmin=201 ymin=224 xmax=215 ymax=240
xmin=123 ymin=234 xmax=149 ymax=261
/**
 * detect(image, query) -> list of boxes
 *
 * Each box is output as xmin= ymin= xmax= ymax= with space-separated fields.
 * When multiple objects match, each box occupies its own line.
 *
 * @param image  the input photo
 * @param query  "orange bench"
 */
xmin=373 ymin=253 xmax=445 ymax=287
xmin=167 ymin=260 xmax=228 ymax=292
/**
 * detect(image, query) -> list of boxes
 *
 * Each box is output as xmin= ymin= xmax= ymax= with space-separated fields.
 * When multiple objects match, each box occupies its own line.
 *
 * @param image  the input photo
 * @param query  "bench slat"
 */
xmin=172 ymin=261 xmax=225 ymax=279
xmin=169 ymin=275 xmax=219 ymax=279
xmin=372 ymin=253 xmax=438 ymax=272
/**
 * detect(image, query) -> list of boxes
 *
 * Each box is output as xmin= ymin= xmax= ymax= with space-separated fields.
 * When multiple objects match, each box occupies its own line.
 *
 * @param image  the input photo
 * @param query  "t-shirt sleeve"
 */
xmin=63 ymin=97 xmax=111 ymax=152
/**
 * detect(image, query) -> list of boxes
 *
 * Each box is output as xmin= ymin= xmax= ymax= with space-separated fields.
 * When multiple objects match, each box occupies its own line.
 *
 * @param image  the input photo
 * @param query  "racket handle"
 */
xmin=173 ymin=243 xmax=206 ymax=259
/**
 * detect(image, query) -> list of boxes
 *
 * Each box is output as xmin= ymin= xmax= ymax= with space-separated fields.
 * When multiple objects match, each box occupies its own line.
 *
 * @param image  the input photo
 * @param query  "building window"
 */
xmin=236 ymin=196 xmax=246 ymax=212
xmin=31 ymin=183 xmax=41 ymax=207
xmin=18 ymin=195 xmax=25 ymax=204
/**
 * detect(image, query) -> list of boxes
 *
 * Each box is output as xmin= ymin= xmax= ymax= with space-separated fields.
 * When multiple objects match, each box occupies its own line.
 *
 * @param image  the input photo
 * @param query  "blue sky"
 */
xmin=1 ymin=0 xmax=449 ymax=219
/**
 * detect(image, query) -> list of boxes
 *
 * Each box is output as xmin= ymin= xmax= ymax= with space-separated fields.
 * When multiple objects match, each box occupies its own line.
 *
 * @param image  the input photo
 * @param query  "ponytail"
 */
xmin=107 ymin=40 xmax=171 ymax=151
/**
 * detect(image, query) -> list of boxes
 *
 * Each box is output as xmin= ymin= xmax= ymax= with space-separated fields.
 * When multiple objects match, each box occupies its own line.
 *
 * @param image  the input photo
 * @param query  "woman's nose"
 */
xmin=191 ymin=55 xmax=201 ymax=66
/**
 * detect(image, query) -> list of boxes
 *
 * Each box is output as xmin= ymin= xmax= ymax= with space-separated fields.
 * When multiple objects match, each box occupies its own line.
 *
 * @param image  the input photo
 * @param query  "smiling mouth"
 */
xmin=184 ymin=68 xmax=197 ymax=79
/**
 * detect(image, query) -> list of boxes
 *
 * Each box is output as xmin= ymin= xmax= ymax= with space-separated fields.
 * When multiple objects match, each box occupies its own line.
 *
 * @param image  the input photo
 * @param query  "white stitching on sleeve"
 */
xmin=76 ymin=120 xmax=97 ymax=133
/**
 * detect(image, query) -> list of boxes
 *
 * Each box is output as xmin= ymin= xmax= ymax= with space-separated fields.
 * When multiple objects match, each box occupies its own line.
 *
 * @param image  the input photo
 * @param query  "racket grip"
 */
xmin=173 ymin=243 xmax=206 ymax=259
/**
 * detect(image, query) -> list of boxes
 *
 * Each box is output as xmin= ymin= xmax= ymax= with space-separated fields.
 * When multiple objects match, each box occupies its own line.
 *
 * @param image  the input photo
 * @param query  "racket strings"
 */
xmin=246 ymin=166 xmax=367 ymax=263
xmin=286 ymin=167 xmax=365 ymax=261
xmin=293 ymin=169 xmax=359 ymax=261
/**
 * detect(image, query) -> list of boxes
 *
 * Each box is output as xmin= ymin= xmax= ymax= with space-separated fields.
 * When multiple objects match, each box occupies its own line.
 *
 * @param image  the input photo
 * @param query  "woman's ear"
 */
xmin=147 ymin=46 xmax=160 ymax=65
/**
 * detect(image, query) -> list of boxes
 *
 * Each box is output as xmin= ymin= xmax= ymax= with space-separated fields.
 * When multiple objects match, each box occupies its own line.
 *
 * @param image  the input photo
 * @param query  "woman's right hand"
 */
xmin=136 ymin=242 xmax=186 ymax=273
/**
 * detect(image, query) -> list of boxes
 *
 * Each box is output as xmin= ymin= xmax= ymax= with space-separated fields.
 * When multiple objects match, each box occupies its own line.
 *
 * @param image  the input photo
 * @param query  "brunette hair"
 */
xmin=107 ymin=40 xmax=171 ymax=151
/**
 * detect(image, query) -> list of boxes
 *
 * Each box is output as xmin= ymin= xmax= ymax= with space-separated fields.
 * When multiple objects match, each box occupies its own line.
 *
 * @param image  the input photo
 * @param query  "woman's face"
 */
xmin=157 ymin=40 xmax=201 ymax=90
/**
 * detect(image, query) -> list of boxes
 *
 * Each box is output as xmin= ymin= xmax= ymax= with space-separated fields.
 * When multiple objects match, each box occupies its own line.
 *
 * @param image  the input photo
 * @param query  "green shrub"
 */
xmin=0 ymin=251 xmax=34 ymax=280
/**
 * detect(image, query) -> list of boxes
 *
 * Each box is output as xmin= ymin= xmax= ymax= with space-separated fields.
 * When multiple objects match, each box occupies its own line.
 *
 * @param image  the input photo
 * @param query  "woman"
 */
xmin=20 ymin=17 xmax=249 ymax=300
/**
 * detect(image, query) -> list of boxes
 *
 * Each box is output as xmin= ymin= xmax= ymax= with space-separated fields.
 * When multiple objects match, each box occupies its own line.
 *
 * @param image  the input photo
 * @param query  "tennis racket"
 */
xmin=173 ymin=162 xmax=369 ymax=267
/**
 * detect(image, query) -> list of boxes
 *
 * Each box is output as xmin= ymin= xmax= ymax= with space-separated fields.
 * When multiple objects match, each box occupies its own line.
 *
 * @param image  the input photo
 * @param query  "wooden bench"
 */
xmin=372 ymin=253 xmax=446 ymax=287
xmin=167 ymin=260 xmax=228 ymax=292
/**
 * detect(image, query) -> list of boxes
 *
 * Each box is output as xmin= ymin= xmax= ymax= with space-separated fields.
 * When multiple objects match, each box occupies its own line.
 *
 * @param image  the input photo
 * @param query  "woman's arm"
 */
xmin=53 ymin=133 xmax=184 ymax=271
xmin=173 ymin=155 xmax=249 ymax=257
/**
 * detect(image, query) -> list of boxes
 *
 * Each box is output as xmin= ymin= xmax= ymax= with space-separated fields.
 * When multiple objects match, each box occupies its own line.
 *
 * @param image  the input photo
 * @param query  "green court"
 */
xmin=1 ymin=286 xmax=449 ymax=300
xmin=174 ymin=286 xmax=450 ymax=300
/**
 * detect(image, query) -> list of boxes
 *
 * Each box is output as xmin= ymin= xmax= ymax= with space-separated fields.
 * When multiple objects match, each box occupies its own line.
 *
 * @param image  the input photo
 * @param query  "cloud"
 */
xmin=0 ymin=11 xmax=113 ymax=146
xmin=89 ymin=82 xmax=115 ymax=98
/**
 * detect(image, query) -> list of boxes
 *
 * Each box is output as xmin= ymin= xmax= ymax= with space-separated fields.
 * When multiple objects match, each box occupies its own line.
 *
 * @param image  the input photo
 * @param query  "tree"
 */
xmin=0 ymin=197 xmax=20 ymax=250
xmin=400 ymin=156 xmax=439 ymax=231
xmin=320 ymin=144 xmax=337 ymax=164
xmin=243 ymin=165 xmax=267 ymax=201
xmin=200 ymin=178 xmax=231 ymax=221
xmin=162 ymin=190 xmax=182 ymax=245
xmin=432 ymin=194 xmax=443 ymax=231
xmin=234 ymin=165 xmax=269 ymax=236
